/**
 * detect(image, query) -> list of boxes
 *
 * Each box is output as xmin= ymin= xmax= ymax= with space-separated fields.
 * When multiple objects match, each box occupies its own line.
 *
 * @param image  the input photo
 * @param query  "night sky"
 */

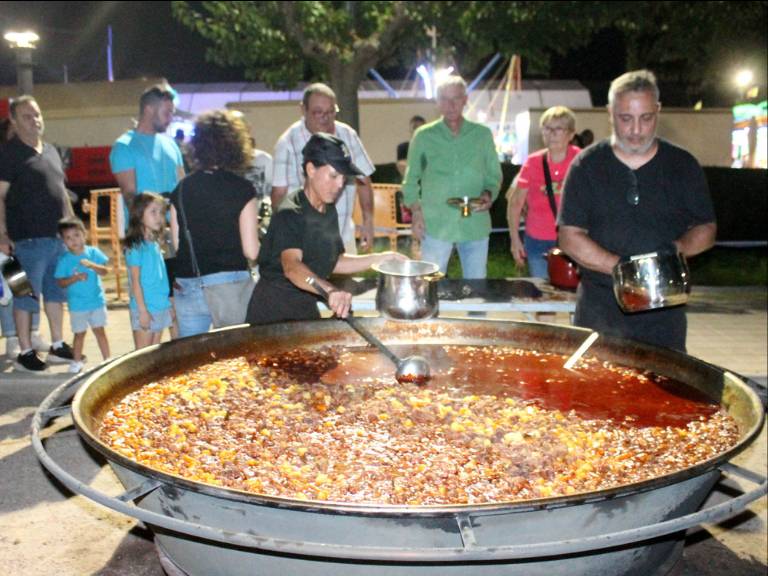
xmin=0 ymin=1 xmax=247 ymax=86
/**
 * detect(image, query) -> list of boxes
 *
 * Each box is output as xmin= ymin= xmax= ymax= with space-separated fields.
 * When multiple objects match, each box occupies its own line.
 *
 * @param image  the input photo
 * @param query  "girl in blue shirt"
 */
xmin=124 ymin=193 xmax=173 ymax=349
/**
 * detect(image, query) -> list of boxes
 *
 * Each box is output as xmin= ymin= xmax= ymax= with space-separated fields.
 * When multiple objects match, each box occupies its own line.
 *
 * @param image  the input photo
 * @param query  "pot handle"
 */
xmin=32 ymin=377 xmax=766 ymax=563
xmin=425 ymin=271 xmax=444 ymax=282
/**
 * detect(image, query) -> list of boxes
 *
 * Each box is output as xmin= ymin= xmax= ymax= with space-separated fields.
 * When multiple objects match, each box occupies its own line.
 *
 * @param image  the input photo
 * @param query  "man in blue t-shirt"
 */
xmin=110 ymin=84 xmax=184 ymax=338
xmin=109 ymin=83 xmax=185 ymax=231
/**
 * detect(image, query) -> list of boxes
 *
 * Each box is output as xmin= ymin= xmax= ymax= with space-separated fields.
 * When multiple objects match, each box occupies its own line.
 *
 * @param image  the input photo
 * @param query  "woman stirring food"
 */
xmin=506 ymin=106 xmax=581 ymax=279
xmin=246 ymin=133 xmax=405 ymax=324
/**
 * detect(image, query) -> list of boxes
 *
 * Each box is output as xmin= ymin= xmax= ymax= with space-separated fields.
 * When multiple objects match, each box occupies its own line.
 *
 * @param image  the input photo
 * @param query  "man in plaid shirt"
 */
xmin=271 ymin=83 xmax=375 ymax=254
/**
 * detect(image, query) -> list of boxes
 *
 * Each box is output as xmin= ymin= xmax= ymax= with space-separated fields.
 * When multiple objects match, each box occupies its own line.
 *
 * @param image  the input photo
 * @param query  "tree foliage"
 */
xmin=173 ymin=1 xmax=767 ymax=128
xmin=172 ymin=1 xmax=609 ymax=128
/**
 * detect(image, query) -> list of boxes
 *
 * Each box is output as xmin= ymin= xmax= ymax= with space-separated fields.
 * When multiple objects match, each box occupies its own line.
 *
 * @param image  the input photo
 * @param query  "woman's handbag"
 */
xmin=177 ymin=181 xmax=256 ymax=328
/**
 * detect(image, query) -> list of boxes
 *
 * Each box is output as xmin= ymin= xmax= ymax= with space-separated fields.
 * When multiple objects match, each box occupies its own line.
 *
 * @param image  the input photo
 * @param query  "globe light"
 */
xmin=4 ymin=30 xmax=39 ymax=94
xmin=735 ymin=69 xmax=754 ymax=89
xmin=4 ymin=30 xmax=39 ymax=49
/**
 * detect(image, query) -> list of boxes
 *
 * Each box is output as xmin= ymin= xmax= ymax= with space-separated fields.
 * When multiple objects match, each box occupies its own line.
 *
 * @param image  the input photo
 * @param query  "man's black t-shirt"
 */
xmin=247 ymin=190 xmax=344 ymax=324
xmin=170 ymin=169 xmax=255 ymax=277
xmin=0 ymin=137 xmax=70 ymax=240
xmin=396 ymin=141 xmax=409 ymax=162
xmin=558 ymin=139 xmax=715 ymax=351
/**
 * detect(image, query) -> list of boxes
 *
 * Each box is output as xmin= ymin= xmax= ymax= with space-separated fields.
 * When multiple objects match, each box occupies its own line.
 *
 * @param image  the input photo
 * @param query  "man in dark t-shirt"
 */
xmin=0 ymin=96 xmax=77 ymax=370
xmin=558 ymin=70 xmax=716 ymax=351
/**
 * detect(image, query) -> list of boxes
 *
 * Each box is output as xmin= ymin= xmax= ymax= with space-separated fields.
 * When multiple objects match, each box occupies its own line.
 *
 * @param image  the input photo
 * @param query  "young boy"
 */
xmin=54 ymin=217 xmax=111 ymax=373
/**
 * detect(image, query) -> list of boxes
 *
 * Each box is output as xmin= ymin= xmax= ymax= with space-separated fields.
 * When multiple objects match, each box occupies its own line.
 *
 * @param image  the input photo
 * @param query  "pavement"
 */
xmin=0 ymin=285 xmax=766 ymax=575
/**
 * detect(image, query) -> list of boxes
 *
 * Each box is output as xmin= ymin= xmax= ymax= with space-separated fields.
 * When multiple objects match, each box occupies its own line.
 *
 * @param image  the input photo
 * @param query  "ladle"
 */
xmin=307 ymin=277 xmax=431 ymax=384
xmin=563 ymin=331 xmax=599 ymax=370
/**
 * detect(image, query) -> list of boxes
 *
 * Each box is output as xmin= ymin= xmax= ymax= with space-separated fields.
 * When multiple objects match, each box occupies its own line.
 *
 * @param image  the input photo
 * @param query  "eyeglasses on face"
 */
xmin=309 ymin=107 xmax=338 ymax=119
xmin=627 ymin=170 xmax=639 ymax=206
xmin=542 ymin=125 xmax=568 ymax=135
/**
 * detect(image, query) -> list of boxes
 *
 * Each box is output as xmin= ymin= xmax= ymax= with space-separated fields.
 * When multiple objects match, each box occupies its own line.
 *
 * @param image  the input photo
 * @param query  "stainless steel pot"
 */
xmin=372 ymin=259 xmax=442 ymax=320
xmin=0 ymin=255 xmax=34 ymax=297
xmin=613 ymin=249 xmax=690 ymax=313
xmin=32 ymin=319 xmax=766 ymax=576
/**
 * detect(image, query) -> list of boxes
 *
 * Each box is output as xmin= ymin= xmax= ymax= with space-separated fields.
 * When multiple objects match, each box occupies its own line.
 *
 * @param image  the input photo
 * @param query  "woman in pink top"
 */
xmin=506 ymin=106 xmax=581 ymax=279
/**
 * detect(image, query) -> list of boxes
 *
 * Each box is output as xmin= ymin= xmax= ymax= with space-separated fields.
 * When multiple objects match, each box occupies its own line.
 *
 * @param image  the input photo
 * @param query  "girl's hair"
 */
xmin=190 ymin=109 xmax=253 ymax=172
xmin=123 ymin=192 xmax=165 ymax=251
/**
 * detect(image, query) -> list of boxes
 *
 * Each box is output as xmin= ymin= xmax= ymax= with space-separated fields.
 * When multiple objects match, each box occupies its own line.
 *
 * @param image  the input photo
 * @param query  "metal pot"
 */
xmin=613 ymin=249 xmax=690 ymax=313
xmin=547 ymin=248 xmax=580 ymax=291
xmin=32 ymin=319 xmax=766 ymax=576
xmin=0 ymin=254 xmax=34 ymax=297
xmin=372 ymin=259 xmax=442 ymax=320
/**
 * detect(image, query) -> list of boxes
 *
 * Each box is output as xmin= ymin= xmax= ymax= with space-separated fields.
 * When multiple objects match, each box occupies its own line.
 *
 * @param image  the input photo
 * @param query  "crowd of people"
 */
xmin=0 ymin=68 xmax=716 ymax=373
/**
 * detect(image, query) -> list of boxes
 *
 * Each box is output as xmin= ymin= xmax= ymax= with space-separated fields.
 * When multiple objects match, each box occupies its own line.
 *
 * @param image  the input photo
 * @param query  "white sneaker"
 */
xmin=68 ymin=360 xmax=84 ymax=374
xmin=31 ymin=331 xmax=51 ymax=352
xmin=5 ymin=336 xmax=20 ymax=358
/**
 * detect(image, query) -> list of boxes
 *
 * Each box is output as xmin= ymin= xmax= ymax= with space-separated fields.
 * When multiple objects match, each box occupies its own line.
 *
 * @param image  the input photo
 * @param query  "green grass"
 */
xmin=371 ymin=236 xmax=767 ymax=287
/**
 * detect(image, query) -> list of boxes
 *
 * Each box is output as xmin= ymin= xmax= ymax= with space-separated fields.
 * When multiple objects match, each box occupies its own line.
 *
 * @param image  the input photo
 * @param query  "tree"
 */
xmin=172 ymin=2 xmax=609 ymax=130
xmin=610 ymin=1 xmax=768 ymax=105
xmin=174 ymin=2 xmax=766 ymax=130
xmin=173 ymin=1 xmax=420 ymax=130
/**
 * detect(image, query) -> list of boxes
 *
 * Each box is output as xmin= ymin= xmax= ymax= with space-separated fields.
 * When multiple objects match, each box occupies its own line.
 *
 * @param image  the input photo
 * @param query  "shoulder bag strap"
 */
xmin=542 ymin=154 xmax=558 ymax=221
xmin=176 ymin=181 xmax=202 ymax=278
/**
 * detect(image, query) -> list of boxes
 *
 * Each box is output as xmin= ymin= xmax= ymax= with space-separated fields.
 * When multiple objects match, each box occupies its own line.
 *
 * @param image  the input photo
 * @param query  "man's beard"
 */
xmin=152 ymin=120 xmax=169 ymax=134
xmin=612 ymin=133 xmax=657 ymax=156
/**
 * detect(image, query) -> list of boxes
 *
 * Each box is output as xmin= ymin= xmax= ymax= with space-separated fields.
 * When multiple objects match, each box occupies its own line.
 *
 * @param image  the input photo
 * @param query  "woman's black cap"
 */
xmin=302 ymin=132 xmax=364 ymax=176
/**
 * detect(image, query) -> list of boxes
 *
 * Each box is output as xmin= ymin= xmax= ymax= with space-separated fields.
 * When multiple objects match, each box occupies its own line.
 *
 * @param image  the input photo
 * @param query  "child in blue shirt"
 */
xmin=55 ymin=217 xmax=111 ymax=373
xmin=123 ymin=192 xmax=174 ymax=349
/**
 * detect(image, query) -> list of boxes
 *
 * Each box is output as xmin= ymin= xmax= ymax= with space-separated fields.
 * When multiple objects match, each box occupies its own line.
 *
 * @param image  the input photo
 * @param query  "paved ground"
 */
xmin=0 ymin=285 xmax=765 ymax=575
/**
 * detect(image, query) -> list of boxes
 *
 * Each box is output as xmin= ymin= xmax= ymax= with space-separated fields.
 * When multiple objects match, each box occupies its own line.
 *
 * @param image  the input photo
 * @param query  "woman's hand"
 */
xmin=328 ymin=289 xmax=353 ymax=319
xmin=376 ymin=251 xmax=409 ymax=265
xmin=509 ymin=235 xmax=526 ymax=267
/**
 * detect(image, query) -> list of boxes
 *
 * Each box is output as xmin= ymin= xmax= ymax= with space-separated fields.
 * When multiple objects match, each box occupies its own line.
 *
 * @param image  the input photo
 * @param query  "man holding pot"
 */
xmin=558 ymin=70 xmax=716 ymax=351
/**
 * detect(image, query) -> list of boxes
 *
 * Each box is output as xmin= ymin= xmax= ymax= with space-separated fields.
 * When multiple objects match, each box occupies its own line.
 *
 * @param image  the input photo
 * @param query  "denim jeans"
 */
xmin=174 ymin=271 xmax=252 ymax=338
xmin=420 ymin=235 xmax=489 ymax=279
xmin=1 ymin=303 xmax=41 ymax=336
xmin=523 ymin=234 xmax=557 ymax=280
xmin=12 ymin=237 xmax=66 ymax=312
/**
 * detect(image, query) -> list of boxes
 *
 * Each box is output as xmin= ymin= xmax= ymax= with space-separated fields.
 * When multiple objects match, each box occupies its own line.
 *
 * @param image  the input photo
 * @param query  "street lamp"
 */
xmin=734 ymin=69 xmax=754 ymax=100
xmin=4 ymin=30 xmax=40 ymax=95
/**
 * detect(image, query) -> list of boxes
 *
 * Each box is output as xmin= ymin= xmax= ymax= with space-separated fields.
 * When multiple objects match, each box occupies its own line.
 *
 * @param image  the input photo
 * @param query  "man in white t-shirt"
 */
xmin=272 ymin=83 xmax=375 ymax=254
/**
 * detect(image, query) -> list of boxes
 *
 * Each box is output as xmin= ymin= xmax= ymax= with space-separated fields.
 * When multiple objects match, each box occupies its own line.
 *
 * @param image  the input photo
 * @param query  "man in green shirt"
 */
xmin=402 ymin=75 xmax=502 ymax=278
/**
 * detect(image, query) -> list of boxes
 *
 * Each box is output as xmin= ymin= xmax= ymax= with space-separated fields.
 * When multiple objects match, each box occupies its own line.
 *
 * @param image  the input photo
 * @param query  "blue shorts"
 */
xmin=129 ymin=307 xmax=173 ymax=333
xmin=12 ymin=237 xmax=67 ymax=313
xmin=70 ymin=306 xmax=108 ymax=334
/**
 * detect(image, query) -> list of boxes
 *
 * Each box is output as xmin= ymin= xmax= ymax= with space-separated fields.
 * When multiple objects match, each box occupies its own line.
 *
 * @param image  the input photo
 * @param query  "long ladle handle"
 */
xmin=307 ymin=277 xmax=402 ymax=367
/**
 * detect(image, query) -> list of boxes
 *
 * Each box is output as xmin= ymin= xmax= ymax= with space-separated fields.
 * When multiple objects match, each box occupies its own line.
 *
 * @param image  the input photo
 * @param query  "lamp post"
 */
xmin=4 ymin=30 xmax=40 ymax=95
